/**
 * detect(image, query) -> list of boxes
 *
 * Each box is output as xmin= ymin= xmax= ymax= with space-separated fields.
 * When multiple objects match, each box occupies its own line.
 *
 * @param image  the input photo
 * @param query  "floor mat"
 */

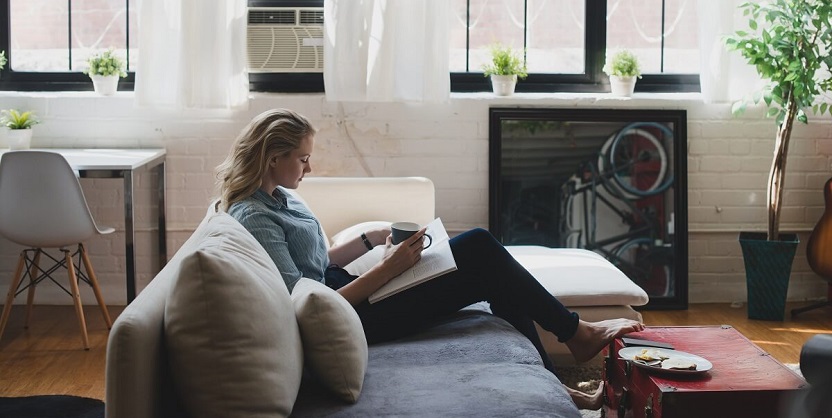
xmin=0 ymin=395 xmax=104 ymax=418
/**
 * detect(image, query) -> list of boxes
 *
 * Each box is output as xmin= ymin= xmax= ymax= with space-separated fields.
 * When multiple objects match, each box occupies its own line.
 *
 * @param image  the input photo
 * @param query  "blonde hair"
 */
xmin=216 ymin=109 xmax=316 ymax=211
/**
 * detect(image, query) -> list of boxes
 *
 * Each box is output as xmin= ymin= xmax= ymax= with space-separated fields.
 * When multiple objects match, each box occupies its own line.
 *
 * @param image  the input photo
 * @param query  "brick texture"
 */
xmin=0 ymin=92 xmax=830 ymax=305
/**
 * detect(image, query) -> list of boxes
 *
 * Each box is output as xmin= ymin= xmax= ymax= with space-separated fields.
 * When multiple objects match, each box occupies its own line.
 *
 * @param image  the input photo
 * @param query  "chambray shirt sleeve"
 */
xmin=234 ymin=207 xmax=303 ymax=291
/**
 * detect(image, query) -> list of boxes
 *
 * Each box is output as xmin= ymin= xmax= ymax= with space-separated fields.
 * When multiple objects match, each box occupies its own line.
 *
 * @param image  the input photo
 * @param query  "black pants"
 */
xmin=326 ymin=228 xmax=579 ymax=372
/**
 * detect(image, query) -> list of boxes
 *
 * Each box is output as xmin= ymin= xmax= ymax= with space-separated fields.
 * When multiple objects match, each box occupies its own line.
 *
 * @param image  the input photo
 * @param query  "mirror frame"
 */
xmin=488 ymin=108 xmax=688 ymax=310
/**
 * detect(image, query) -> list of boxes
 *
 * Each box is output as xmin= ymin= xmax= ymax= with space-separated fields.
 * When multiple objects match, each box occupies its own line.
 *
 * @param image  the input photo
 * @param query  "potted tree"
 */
xmin=603 ymin=50 xmax=642 ymax=97
xmin=482 ymin=43 xmax=528 ymax=96
xmin=84 ymin=49 xmax=127 ymax=96
xmin=725 ymin=0 xmax=832 ymax=320
xmin=1 ymin=109 xmax=40 ymax=150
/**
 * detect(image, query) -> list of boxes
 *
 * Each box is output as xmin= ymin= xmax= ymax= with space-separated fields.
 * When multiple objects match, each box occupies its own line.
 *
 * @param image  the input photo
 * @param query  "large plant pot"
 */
xmin=739 ymin=232 xmax=799 ymax=321
xmin=5 ymin=128 xmax=33 ymax=150
xmin=609 ymin=75 xmax=636 ymax=97
xmin=490 ymin=75 xmax=517 ymax=96
xmin=91 ymin=75 xmax=119 ymax=96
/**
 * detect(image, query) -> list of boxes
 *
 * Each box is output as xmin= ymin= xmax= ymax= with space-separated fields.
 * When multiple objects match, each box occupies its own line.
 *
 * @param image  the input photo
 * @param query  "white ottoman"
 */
xmin=506 ymin=246 xmax=649 ymax=365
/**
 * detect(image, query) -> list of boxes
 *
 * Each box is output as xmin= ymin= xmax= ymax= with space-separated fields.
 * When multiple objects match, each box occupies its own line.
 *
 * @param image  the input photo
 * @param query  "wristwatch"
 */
xmin=360 ymin=232 xmax=373 ymax=251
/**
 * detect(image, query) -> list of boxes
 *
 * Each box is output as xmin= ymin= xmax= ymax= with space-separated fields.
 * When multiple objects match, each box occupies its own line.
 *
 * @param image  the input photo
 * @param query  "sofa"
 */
xmin=105 ymin=176 xmax=646 ymax=417
xmin=296 ymin=177 xmax=648 ymax=364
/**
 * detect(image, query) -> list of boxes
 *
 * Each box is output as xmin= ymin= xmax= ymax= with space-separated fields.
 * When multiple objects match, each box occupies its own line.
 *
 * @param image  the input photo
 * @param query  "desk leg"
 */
xmin=124 ymin=171 xmax=136 ymax=303
xmin=157 ymin=162 xmax=167 ymax=267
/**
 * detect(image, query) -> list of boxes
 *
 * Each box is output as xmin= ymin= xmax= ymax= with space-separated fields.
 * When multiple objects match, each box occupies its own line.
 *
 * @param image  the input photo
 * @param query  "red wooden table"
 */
xmin=602 ymin=326 xmax=808 ymax=418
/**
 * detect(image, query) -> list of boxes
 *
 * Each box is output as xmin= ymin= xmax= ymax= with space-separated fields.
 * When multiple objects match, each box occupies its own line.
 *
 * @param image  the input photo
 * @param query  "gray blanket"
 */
xmin=291 ymin=310 xmax=581 ymax=417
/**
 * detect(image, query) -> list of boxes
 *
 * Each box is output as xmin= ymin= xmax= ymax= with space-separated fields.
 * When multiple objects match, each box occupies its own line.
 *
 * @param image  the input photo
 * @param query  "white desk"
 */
xmin=0 ymin=148 xmax=167 ymax=303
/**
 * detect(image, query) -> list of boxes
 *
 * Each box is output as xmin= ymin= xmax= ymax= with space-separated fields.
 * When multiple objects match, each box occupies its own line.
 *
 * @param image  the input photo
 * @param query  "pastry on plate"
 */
xmin=661 ymin=357 xmax=697 ymax=370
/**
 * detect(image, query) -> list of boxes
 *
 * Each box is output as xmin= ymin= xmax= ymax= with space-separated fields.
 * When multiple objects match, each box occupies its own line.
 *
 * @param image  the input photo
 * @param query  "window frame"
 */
xmin=0 ymin=0 xmax=136 ymax=92
xmin=450 ymin=1 xmax=700 ymax=94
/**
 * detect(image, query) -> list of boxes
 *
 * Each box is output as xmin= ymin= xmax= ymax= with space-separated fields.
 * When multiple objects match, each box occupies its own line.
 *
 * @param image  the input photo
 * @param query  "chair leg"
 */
xmin=791 ymin=283 xmax=832 ymax=317
xmin=24 ymin=249 xmax=41 ymax=329
xmin=0 ymin=252 xmax=27 ymax=344
xmin=65 ymin=249 xmax=90 ymax=350
xmin=79 ymin=243 xmax=112 ymax=329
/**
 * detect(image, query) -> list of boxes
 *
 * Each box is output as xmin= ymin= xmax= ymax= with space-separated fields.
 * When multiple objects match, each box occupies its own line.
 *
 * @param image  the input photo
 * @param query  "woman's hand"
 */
xmin=378 ymin=226 xmax=428 ymax=282
xmin=336 ymin=226 xmax=426 ymax=305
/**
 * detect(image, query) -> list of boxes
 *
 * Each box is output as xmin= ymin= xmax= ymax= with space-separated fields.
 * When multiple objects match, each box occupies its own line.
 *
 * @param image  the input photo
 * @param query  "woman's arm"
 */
xmin=336 ymin=228 xmax=428 ymax=305
xmin=327 ymin=227 xmax=389 ymax=267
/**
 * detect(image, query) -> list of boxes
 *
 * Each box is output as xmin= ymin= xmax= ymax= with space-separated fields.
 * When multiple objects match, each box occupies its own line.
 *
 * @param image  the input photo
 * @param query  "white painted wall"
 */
xmin=0 ymin=91 xmax=830 ymax=306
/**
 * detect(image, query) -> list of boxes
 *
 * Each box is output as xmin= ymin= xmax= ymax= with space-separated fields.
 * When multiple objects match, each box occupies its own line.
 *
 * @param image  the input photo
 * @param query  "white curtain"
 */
xmin=696 ymin=0 xmax=763 ymax=103
xmin=323 ymin=0 xmax=450 ymax=103
xmin=135 ymin=0 xmax=248 ymax=110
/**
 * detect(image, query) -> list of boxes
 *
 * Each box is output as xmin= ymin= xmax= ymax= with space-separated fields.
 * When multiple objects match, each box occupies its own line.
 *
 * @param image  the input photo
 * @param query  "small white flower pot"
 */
xmin=609 ymin=75 xmax=637 ymax=97
xmin=91 ymin=75 xmax=120 ymax=96
xmin=5 ymin=128 xmax=33 ymax=150
xmin=491 ymin=74 xmax=518 ymax=96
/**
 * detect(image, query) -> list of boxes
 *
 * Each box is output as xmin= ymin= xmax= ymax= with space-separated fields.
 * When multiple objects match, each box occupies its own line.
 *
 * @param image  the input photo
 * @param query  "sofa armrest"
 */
xmin=296 ymin=177 xmax=435 ymax=240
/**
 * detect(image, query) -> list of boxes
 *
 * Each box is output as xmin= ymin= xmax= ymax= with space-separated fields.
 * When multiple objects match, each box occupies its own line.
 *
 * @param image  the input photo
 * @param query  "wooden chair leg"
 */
xmin=79 ymin=243 xmax=112 ymax=329
xmin=24 ymin=249 xmax=41 ymax=329
xmin=0 ymin=252 xmax=27 ymax=344
xmin=65 ymin=249 xmax=90 ymax=350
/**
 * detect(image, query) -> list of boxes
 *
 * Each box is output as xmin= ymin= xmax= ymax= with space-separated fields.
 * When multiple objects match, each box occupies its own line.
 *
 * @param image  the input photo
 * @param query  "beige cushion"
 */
xmin=296 ymin=177 xmax=435 ymax=245
xmin=291 ymin=278 xmax=368 ymax=403
xmin=165 ymin=212 xmax=303 ymax=418
xmin=506 ymin=246 xmax=649 ymax=307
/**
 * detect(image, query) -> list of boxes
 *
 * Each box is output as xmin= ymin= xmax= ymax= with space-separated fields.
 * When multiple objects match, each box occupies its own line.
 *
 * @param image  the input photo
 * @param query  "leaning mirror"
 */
xmin=489 ymin=108 xmax=688 ymax=309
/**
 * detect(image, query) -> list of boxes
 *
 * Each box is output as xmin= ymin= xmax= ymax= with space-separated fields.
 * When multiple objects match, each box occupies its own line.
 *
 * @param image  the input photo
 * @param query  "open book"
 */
xmin=369 ymin=217 xmax=458 ymax=303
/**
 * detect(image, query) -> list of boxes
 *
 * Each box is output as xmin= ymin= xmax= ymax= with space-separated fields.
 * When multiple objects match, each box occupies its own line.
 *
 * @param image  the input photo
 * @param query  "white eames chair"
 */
xmin=0 ymin=151 xmax=114 ymax=349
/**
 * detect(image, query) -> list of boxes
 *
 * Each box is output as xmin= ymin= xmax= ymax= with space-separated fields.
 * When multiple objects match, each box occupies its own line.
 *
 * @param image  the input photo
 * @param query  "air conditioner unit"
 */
xmin=247 ymin=7 xmax=324 ymax=73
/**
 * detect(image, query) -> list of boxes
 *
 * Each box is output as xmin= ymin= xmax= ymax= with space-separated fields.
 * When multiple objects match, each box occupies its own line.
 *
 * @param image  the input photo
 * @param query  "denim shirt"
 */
xmin=228 ymin=187 xmax=328 ymax=293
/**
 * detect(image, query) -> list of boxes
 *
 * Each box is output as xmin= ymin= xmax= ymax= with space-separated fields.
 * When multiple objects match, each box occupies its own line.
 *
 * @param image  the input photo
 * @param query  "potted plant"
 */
xmin=482 ymin=43 xmax=528 ymax=96
xmin=725 ymin=0 xmax=832 ymax=320
xmin=603 ymin=50 xmax=642 ymax=97
xmin=84 ymin=49 xmax=127 ymax=96
xmin=1 ymin=109 xmax=40 ymax=150
xmin=0 ymin=50 xmax=6 ymax=80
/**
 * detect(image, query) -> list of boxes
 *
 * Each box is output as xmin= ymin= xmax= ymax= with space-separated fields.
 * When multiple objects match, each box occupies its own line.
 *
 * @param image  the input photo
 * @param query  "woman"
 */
xmin=216 ymin=109 xmax=644 ymax=410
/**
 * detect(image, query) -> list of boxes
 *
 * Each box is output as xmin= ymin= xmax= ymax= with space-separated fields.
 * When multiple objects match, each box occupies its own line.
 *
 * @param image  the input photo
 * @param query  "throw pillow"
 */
xmin=165 ymin=212 xmax=303 ymax=418
xmin=291 ymin=278 xmax=368 ymax=403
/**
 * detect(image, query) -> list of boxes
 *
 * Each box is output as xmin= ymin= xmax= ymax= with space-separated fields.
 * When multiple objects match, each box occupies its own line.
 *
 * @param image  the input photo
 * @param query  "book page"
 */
xmin=369 ymin=218 xmax=458 ymax=303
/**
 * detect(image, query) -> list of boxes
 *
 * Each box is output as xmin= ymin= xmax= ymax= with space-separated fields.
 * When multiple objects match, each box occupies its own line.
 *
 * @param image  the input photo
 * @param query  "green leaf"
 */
xmin=732 ymin=100 xmax=747 ymax=116
xmin=797 ymin=110 xmax=808 ymax=123
xmin=749 ymin=19 xmax=758 ymax=30
xmin=766 ymin=107 xmax=780 ymax=117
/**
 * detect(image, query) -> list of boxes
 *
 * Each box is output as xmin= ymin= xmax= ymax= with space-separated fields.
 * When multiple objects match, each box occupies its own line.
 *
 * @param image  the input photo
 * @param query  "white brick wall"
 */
xmin=0 ymin=91 xmax=829 ymax=306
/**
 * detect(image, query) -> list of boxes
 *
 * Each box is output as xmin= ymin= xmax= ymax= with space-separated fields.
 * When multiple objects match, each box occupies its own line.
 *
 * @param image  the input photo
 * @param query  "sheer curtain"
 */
xmin=135 ymin=0 xmax=248 ymax=110
xmin=697 ymin=0 xmax=763 ymax=103
xmin=323 ymin=0 xmax=450 ymax=103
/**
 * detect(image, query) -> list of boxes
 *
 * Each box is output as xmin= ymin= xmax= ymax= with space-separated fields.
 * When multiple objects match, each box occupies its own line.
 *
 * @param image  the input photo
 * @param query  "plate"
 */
xmin=618 ymin=347 xmax=713 ymax=375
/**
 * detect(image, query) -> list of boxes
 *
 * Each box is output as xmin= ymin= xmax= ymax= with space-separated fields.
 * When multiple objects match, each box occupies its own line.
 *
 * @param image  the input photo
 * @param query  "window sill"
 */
xmin=1 ymin=90 xmax=707 ymax=107
xmin=449 ymin=91 xmax=704 ymax=104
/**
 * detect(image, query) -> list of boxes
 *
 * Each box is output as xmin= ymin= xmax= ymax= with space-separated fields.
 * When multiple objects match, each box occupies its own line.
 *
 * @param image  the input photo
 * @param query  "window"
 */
xmin=450 ymin=0 xmax=700 ymax=93
xmin=1 ymin=0 xmax=699 ymax=93
xmin=0 ymin=0 xmax=137 ymax=91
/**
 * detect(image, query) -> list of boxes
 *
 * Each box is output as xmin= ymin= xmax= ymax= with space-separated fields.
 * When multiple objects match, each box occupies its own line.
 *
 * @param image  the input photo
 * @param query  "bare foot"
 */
xmin=565 ymin=381 xmax=605 ymax=410
xmin=565 ymin=319 xmax=645 ymax=363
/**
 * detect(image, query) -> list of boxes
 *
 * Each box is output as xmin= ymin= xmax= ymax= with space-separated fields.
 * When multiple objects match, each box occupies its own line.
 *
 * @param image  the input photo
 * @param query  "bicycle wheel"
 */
xmin=612 ymin=237 xmax=673 ymax=297
xmin=601 ymin=122 xmax=674 ymax=198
